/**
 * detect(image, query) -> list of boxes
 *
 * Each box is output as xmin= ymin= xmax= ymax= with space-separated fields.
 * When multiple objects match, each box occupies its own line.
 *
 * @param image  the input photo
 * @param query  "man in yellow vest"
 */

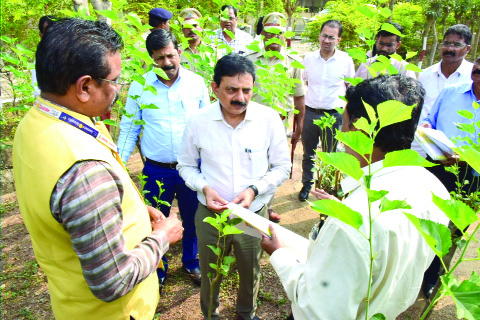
xmin=13 ymin=18 xmax=183 ymax=320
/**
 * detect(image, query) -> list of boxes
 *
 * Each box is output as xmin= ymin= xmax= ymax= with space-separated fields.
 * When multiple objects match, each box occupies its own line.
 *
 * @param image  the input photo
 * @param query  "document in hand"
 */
xmin=227 ymin=203 xmax=309 ymax=263
xmin=414 ymin=127 xmax=455 ymax=160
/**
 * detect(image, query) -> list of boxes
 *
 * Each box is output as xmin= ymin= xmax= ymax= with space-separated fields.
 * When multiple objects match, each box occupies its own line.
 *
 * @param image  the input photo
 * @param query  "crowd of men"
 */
xmin=12 ymin=4 xmax=479 ymax=320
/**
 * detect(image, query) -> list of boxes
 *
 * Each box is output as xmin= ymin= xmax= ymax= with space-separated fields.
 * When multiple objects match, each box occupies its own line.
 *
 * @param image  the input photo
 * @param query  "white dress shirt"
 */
xmin=270 ymin=162 xmax=450 ymax=320
xmin=209 ymin=28 xmax=253 ymax=56
xmin=177 ymin=101 xmax=291 ymax=212
xmin=412 ymin=59 xmax=474 ymax=157
xmin=354 ymin=56 xmax=417 ymax=80
xmin=303 ymin=49 xmax=355 ymax=110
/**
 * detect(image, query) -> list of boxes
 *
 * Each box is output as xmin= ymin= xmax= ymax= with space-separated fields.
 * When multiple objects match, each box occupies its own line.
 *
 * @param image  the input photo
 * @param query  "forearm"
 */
xmin=293 ymin=95 xmax=305 ymax=134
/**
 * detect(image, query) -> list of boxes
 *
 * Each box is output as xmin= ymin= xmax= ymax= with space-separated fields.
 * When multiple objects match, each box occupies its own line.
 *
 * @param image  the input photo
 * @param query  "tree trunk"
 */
xmin=387 ymin=0 xmax=395 ymax=22
xmin=428 ymin=20 xmax=438 ymax=67
xmin=72 ymin=0 xmax=90 ymax=15
xmin=470 ymin=21 xmax=480 ymax=60
xmin=90 ymin=0 xmax=112 ymax=24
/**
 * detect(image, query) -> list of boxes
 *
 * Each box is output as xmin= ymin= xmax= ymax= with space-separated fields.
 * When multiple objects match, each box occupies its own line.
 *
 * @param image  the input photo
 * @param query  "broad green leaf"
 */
xmin=355 ymin=27 xmax=373 ymax=39
xmin=454 ymin=145 xmax=480 ymax=173
xmin=223 ymin=256 xmax=235 ymax=265
xmin=223 ymin=29 xmax=235 ymax=40
xmin=317 ymin=152 xmax=364 ymax=181
xmin=404 ymin=63 xmax=422 ymax=72
xmin=246 ymin=44 xmax=261 ymax=52
xmin=343 ymin=77 xmax=364 ymax=86
xmin=456 ymin=123 xmax=476 ymax=134
xmin=379 ymin=7 xmax=392 ymax=18
xmin=370 ymin=314 xmax=386 ymax=320
xmin=387 ymin=64 xmax=399 ymax=75
xmin=102 ymin=119 xmax=118 ymax=126
xmin=377 ymin=100 xmax=415 ymax=130
xmin=470 ymin=271 xmax=480 ymax=285
xmin=309 ymin=199 xmax=363 ymax=230
xmin=132 ymin=119 xmax=146 ymax=126
xmin=207 ymin=245 xmax=221 ymax=256
xmin=362 ymin=100 xmax=377 ymax=125
xmin=144 ymin=84 xmax=158 ymax=96
xmin=96 ymin=10 xmax=119 ymax=21
xmin=366 ymin=189 xmax=388 ymax=203
xmin=131 ymin=73 xmax=145 ymax=86
xmin=383 ymin=149 xmax=438 ymax=168
xmin=336 ymin=131 xmax=374 ymax=156
xmin=203 ymin=216 xmax=219 ymax=229
xmin=371 ymin=61 xmax=386 ymax=73
xmin=376 ymin=55 xmax=391 ymax=65
xmin=473 ymin=101 xmax=479 ymax=110
xmin=353 ymin=117 xmax=371 ymax=134
xmin=379 ymin=197 xmax=411 ymax=213
xmin=357 ymin=5 xmax=375 ymax=19
xmin=284 ymin=31 xmax=296 ymax=38
xmin=380 ymin=23 xmax=403 ymax=37
xmin=140 ymin=103 xmax=160 ymax=110
xmin=390 ymin=53 xmax=403 ymax=63
xmin=223 ymin=225 xmax=243 ymax=235
xmin=447 ymin=277 xmax=480 ymax=320
xmin=458 ymin=110 xmax=475 ymax=120
xmin=347 ymin=48 xmax=367 ymax=64
xmin=432 ymin=194 xmax=478 ymax=232
xmin=291 ymin=60 xmax=305 ymax=69
xmin=406 ymin=51 xmax=418 ymax=60
xmin=228 ymin=218 xmax=243 ymax=225
xmin=209 ymin=263 xmax=218 ymax=270
xmin=404 ymin=212 xmax=451 ymax=257
xmin=153 ymin=68 xmax=169 ymax=80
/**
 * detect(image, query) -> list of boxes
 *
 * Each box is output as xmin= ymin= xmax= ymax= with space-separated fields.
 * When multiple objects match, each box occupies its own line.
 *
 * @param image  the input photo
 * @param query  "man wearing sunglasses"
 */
xmin=354 ymin=22 xmax=416 ymax=80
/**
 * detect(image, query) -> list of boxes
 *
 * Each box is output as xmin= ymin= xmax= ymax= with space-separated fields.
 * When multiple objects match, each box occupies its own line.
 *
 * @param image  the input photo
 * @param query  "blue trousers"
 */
xmin=143 ymin=161 xmax=199 ymax=279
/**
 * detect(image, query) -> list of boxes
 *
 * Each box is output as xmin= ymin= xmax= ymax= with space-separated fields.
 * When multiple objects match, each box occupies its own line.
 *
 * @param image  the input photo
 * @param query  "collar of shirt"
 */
xmin=313 ymin=48 xmax=338 ymax=61
xmin=145 ymin=66 xmax=185 ymax=86
xmin=210 ymin=100 xmax=257 ymax=124
xmin=434 ymin=59 xmax=472 ymax=78
xmin=340 ymin=160 xmax=405 ymax=194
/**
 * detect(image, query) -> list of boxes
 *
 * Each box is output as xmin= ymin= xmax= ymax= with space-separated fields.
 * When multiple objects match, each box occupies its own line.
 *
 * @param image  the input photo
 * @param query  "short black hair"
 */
xmin=320 ymin=20 xmax=343 ymax=38
xmin=38 ymin=15 xmax=56 ymax=34
xmin=345 ymin=75 xmax=425 ymax=153
xmin=149 ymin=16 xmax=168 ymax=28
xmin=444 ymin=24 xmax=472 ymax=45
xmin=256 ymin=16 xmax=264 ymax=36
xmin=36 ymin=18 xmax=122 ymax=96
xmin=220 ymin=5 xmax=237 ymax=17
xmin=213 ymin=53 xmax=256 ymax=86
xmin=376 ymin=22 xmax=403 ymax=42
xmin=146 ymin=29 xmax=178 ymax=56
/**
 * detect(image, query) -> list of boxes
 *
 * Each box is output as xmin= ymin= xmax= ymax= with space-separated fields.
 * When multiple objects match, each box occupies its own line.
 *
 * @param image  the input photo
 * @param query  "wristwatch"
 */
xmin=247 ymin=185 xmax=259 ymax=198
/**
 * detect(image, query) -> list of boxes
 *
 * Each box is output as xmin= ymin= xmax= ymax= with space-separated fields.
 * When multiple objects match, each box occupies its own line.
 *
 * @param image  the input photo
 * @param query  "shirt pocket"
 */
xmin=241 ymin=147 xmax=269 ymax=179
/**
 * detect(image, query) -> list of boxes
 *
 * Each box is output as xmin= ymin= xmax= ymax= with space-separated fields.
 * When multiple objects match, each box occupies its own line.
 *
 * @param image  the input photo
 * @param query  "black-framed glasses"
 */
xmin=320 ymin=34 xmax=339 ymax=41
xmin=377 ymin=41 xmax=397 ymax=48
xmin=440 ymin=41 xmax=467 ymax=49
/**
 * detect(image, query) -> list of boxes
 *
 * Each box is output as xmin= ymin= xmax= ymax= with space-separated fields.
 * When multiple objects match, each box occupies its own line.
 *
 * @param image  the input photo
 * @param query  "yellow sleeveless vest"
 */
xmin=13 ymin=97 xmax=159 ymax=320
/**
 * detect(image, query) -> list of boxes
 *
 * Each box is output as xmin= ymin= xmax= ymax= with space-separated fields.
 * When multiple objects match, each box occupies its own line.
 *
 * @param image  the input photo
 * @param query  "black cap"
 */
xmin=148 ymin=8 xmax=173 ymax=27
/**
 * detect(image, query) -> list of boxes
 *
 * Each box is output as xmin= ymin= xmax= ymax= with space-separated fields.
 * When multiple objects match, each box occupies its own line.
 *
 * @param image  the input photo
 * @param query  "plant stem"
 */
xmin=364 ymin=161 xmax=374 ymax=320
xmin=448 ymin=222 xmax=480 ymax=274
xmin=420 ymin=290 xmax=445 ymax=320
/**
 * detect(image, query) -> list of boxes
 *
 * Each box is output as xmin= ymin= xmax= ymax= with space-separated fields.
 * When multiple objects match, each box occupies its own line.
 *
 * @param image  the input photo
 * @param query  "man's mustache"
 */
xmin=472 ymin=69 xmax=480 ymax=75
xmin=231 ymin=100 xmax=247 ymax=107
xmin=443 ymin=51 xmax=455 ymax=57
xmin=162 ymin=65 xmax=175 ymax=70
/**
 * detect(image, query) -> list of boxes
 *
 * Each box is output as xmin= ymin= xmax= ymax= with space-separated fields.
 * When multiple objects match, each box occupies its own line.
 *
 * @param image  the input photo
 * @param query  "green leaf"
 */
xmin=347 ymin=48 xmax=367 ymax=64
xmin=456 ymin=123 xmax=476 ymax=134
xmin=362 ymin=100 xmax=377 ymax=126
xmin=140 ymin=103 xmax=160 ymax=110
xmin=132 ymin=119 xmax=146 ymax=126
xmin=228 ymin=218 xmax=243 ymax=225
xmin=96 ymin=10 xmax=119 ymax=21
xmin=209 ymin=263 xmax=218 ymax=271
xmin=454 ymin=145 xmax=480 ymax=174
xmin=406 ymin=51 xmax=418 ymax=60
xmin=246 ymin=44 xmax=261 ymax=52
xmin=207 ymin=245 xmax=221 ymax=256
xmin=317 ymin=152 xmax=364 ymax=181
xmin=344 ymin=77 xmax=364 ymax=86
xmin=386 ymin=64 xmax=399 ymax=75
xmin=404 ymin=212 xmax=451 ymax=257
xmin=383 ymin=149 xmax=438 ymax=168
xmin=447 ymin=276 xmax=480 ymax=320
xmin=377 ymin=100 xmax=415 ymax=130
xmin=102 ymin=119 xmax=118 ymax=126
xmin=309 ymin=199 xmax=363 ymax=230
xmin=357 ymin=5 xmax=375 ymax=19
xmin=336 ymin=131 xmax=374 ymax=156
xmin=144 ymin=84 xmax=158 ymax=96
xmin=366 ymin=189 xmax=388 ymax=203
xmin=131 ymin=73 xmax=145 ymax=87
xmin=458 ymin=110 xmax=475 ymax=120
xmin=223 ymin=225 xmax=243 ymax=235
xmin=380 ymin=23 xmax=403 ymax=37
xmin=223 ymin=256 xmax=235 ymax=265
xmin=284 ymin=31 xmax=296 ymax=38
xmin=203 ymin=216 xmax=220 ymax=229
xmin=352 ymin=117 xmax=372 ymax=134
xmin=389 ymin=53 xmax=403 ymax=63
xmin=223 ymin=29 xmax=235 ymax=40
xmin=470 ymin=271 xmax=480 ymax=285
xmin=473 ymin=101 xmax=479 ymax=110
xmin=376 ymin=55 xmax=391 ymax=65
xmin=404 ymin=63 xmax=422 ymax=72
xmin=291 ymin=60 xmax=305 ymax=69
xmin=432 ymin=194 xmax=478 ymax=232
xmin=370 ymin=314 xmax=386 ymax=320
xmin=153 ymin=68 xmax=169 ymax=80
xmin=379 ymin=7 xmax=392 ymax=18
xmin=379 ymin=197 xmax=411 ymax=213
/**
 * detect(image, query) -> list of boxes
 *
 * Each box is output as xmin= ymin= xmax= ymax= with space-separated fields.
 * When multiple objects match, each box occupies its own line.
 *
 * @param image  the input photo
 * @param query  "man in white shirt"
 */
xmin=413 ymin=24 xmax=473 ymax=157
xmin=299 ymin=20 xmax=355 ymax=201
xmin=354 ymin=22 xmax=416 ymax=79
xmin=209 ymin=5 xmax=253 ymax=56
xmin=261 ymin=75 xmax=450 ymax=320
xmin=177 ymin=54 xmax=291 ymax=320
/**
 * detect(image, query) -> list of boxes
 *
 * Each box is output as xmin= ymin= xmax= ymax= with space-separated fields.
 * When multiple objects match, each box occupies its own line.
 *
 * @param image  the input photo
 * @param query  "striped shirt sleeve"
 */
xmin=50 ymin=160 xmax=168 ymax=302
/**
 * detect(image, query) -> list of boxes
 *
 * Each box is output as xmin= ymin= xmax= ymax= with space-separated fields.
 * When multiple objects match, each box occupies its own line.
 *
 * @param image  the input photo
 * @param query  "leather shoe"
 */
xmin=268 ymin=209 xmax=281 ymax=223
xmin=158 ymin=276 xmax=166 ymax=295
xmin=298 ymin=185 xmax=310 ymax=201
xmin=183 ymin=265 xmax=201 ymax=286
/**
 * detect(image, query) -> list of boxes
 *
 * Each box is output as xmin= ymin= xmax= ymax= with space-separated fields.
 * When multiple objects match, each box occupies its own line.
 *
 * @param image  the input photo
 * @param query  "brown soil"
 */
xmin=1 ymin=136 xmax=479 ymax=320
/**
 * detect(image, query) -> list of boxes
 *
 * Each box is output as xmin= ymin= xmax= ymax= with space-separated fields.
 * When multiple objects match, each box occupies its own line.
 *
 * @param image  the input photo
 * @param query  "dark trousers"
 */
xmin=301 ymin=106 xmax=342 ymax=186
xmin=143 ymin=161 xmax=200 ymax=279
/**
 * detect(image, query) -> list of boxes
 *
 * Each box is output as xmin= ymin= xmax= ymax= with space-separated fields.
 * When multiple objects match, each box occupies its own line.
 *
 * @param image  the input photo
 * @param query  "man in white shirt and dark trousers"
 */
xmin=177 ymin=54 xmax=291 ymax=320
xmin=299 ymin=20 xmax=355 ymax=201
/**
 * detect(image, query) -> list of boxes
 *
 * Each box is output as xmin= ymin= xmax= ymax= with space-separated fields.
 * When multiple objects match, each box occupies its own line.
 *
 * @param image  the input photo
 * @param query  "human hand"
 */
xmin=311 ymin=188 xmax=339 ymax=201
xmin=203 ymin=185 xmax=229 ymax=213
xmin=147 ymin=205 xmax=166 ymax=228
xmin=419 ymin=123 xmax=432 ymax=129
xmin=232 ymin=188 xmax=255 ymax=209
xmin=152 ymin=212 xmax=183 ymax=245
xmin=291 ymin=129 xmax=301 ymax=149
xmin=439 ymin=152 xmax=460 ymax=166
xmin=261 ymin=224 xmax=286 ymax=255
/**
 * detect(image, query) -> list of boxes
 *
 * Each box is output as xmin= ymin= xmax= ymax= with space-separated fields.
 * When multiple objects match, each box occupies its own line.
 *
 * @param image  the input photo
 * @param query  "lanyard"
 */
xmin=34 ymin=99 xmax=118 ymax=153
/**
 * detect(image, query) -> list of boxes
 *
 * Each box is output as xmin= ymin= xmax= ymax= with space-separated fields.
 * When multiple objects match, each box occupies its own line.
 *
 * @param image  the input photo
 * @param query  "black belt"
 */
xmin=306 ymin=105 xmax=339 ymax=115
xmin=146 ymin=158 xmax=178 ymax=169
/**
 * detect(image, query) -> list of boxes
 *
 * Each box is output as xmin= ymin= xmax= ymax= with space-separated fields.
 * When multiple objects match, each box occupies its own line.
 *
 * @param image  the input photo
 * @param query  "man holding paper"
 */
xmin=261 ymin=75 xmax=449 ymax=319
xmin=177 ymin=53 xmax=291 ymax=320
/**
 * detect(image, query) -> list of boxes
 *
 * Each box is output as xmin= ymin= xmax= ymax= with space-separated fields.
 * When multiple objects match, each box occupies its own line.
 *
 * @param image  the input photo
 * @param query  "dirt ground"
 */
xmin=2 ymin=134 xmax=479 ymax=319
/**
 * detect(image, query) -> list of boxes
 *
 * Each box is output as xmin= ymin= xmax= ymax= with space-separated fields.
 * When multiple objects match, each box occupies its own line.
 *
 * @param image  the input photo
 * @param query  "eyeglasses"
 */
xmin=440 ymin=41 xmax=467 ymax=49
xmin=320 ymin=34 xmax=339 ymax=41
xmin=97 ymin=76 xmax=128 ymax=91
xmin=377 ymin=41 xmax=397 ymax=48
xmin=221 ymin=16 xmax=237 ymax=22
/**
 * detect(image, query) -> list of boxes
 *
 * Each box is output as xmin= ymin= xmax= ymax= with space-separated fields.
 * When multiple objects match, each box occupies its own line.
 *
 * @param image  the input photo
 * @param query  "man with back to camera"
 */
xmin=299 ymin=19 xmax=355 ymax=202
xmin=261 ymin=75 xmax=450 ymax=320
xmin=117 ymin=29 xmax=209 ymax=290
xmin=177 ymin=53 xmax=291 ymax=320
xmin=412 ymin=24 xmax=474 ymax=158
xmin=354 ymin=22 xmax=416 ymax=79
xmin=246 ymin=12 xmax=306 ymax=222
xmin=13 ymin=18 xmax=183 ymax=320
xmin=209 ymin=5 xmax=253 ymax=56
